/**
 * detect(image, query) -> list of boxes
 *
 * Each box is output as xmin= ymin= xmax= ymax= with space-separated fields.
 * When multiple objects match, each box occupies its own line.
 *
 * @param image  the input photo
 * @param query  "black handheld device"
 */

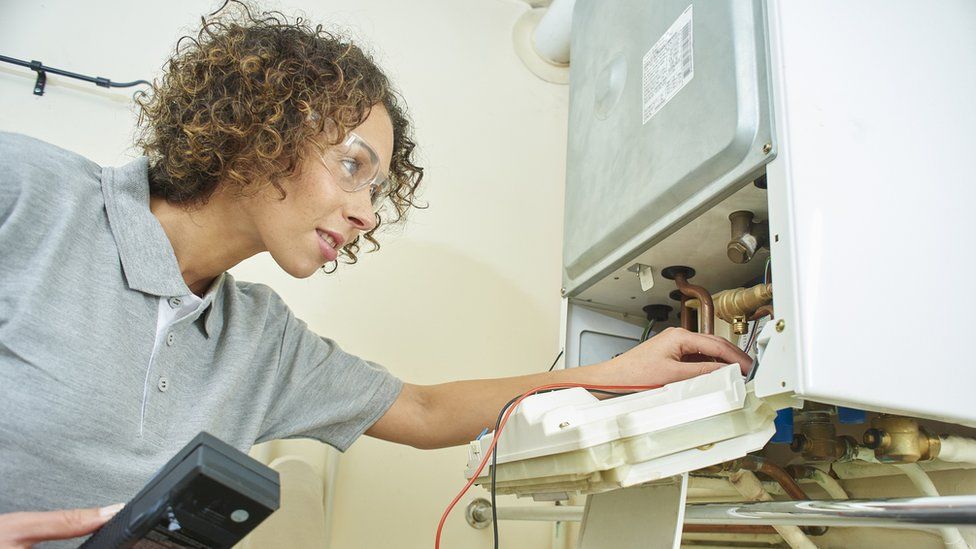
xmin=79 ymin=431 xmax=280 ymax=549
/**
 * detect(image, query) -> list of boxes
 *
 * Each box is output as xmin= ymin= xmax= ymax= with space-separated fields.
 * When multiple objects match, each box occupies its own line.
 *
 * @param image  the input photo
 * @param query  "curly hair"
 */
xmin=135 ymin=1 xmax=424 ymax=266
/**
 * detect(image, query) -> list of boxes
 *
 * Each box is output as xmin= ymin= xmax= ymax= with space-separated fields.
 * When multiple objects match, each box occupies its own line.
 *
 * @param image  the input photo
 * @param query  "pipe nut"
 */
xmin=727 ymin=240 xmax=754 ymax=264
xmin=863 ymin=428 xmax=887 ymax=449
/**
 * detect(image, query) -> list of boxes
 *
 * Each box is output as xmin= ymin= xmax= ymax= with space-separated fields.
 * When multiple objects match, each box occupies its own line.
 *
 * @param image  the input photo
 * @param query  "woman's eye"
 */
xmin=341 ymin=158 xmax=360 ymax=176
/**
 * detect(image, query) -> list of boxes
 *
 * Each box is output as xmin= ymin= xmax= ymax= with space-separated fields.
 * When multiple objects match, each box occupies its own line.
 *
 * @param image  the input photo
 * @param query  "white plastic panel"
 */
xmin=465 ymin=366 xmax=776 ymax=497
xmin=755 ymin=1 xmax=976 ymax=425
xmin=480 ymin=365 xmax=746 ymax=464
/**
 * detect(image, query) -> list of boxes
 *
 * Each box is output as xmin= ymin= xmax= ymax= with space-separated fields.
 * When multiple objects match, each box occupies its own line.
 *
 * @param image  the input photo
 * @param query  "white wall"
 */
xmin=0 ymin=1 xmax=568 ymax=547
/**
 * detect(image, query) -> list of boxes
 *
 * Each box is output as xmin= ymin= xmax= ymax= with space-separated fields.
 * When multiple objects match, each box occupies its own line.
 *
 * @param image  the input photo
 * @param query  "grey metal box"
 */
xmin=563 ymin=0 xmax=773 ymax=294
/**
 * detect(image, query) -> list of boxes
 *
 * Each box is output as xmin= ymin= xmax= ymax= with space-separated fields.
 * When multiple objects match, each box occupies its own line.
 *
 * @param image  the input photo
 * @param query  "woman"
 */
xmin=0 ymin=5 xmax=750 ymax=547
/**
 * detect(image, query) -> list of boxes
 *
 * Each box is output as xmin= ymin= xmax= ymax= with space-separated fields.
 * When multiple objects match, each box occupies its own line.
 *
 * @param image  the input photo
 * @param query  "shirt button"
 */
xmin=157 ymin=376 xmax=170 ymax=392
xmin=168 ymin=297 xmax=182 ymax=309
xmin=166 ymin=333 xmax=175 ymax=346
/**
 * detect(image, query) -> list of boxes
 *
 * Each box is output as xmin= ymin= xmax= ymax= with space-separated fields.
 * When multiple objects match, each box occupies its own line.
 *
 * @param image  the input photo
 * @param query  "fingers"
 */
xmin=2 ymin=504 xmax=122 ymax=544
xmin=670 ymin=329 xmax=753 ymax=374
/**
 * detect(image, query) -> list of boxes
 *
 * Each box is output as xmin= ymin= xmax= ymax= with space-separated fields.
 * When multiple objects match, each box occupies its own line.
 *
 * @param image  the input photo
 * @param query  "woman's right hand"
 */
xmin=0 ymin=504 xmax=122 ymax=548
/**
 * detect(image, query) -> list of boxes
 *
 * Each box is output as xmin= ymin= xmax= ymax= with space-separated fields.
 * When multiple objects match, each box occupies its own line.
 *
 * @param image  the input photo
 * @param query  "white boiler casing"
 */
xmin=562 ymin=0 xmax=976 ymax=426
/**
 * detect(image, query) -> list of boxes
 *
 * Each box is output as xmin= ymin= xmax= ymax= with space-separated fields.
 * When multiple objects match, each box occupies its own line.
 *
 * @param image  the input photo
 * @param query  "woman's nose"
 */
xmin=344 ymin=189 xmax=378 ymax=232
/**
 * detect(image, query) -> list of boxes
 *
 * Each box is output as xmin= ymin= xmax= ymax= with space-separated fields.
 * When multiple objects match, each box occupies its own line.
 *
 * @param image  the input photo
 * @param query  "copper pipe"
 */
xmin=733 ymin=455 xmax=810 ymax=501
xmin=683 ymin=524 xmax=778 ymax=535
xmin=750 ymin=304 xmax=774 ymax=321
xmin=679 ymin=294 xmax=694 ymax=331
xmin=674 ymin=272 xmax=714 ymax=334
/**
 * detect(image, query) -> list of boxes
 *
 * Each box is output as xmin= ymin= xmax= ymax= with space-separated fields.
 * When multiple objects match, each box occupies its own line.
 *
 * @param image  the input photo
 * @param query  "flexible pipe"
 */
xmin=807 ymin=469 xmax=849 ymax=500
xmin=788 ymin=465 xmax=849 ymax=500
xmin=532 ymin=0 xmax=575 ymax=65
xmin=728 ymin=470 xmax=818 ymax=549
xmin=939 ymin=436 xmax=976 ymax=465
xmin=750 ymin=304 xmax=775 ymax=321
xmin=895 ymin=464 xmax=971 ymax=549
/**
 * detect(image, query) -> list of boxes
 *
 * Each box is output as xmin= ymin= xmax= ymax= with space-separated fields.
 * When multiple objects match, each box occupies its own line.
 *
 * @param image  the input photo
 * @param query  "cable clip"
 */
xmin=29 ymin=60 xmax=45 ymax=96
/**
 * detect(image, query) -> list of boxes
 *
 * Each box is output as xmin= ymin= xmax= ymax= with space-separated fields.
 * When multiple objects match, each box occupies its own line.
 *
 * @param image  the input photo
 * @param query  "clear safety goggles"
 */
xmin=322 ymin=132 xmax=392 ymax=212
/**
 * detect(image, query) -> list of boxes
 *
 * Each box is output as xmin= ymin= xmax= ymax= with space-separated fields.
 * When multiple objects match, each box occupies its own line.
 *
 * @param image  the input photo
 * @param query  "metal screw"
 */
xmin=776 ymin=319 xmax=786 ymax=332
xmin=560 ymin=288 xmax=567 ymax=296
xmin=558 ymin=421 xmax=570 ymax=429
xmin=762 ymin=143 xmax=772 ymax=154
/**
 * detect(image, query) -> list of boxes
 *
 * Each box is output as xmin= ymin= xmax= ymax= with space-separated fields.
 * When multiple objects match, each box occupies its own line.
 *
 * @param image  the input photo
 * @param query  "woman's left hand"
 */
xmin=604 ymin=327 xmax=753 ymax=387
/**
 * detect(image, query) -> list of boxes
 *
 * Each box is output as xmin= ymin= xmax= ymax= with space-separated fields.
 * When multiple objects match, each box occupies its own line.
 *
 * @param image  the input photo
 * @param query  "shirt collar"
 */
xmin=100 ymin=157 xmax=205 ymax=298
xmin=202 ymin=273 xmax=226 ymax=338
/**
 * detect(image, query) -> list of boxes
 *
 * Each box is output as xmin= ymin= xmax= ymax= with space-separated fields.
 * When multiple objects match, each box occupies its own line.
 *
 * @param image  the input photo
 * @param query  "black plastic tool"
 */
xmin=79 ymin=432 xmax=280 ymax=549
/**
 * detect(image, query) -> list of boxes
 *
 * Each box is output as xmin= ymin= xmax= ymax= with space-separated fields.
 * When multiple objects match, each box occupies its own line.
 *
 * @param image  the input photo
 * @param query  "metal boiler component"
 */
xmin=791 ymin=406 xmax=857 ymax=463
xmin=685 ymin=283 xmax=773 ymax=335
xmin=727 ymin=210 xmax=770 ymax=264
xmin=862 ymin=415 xmax=941 ymax=463
xmin=465 ymin=495 xmax=976 ymax=530
xmin=662 ymin=266 xmax=715 ymax=335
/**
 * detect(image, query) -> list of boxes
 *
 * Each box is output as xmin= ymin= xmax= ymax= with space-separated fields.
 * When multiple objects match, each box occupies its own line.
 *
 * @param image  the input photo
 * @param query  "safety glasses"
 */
xmin=321 ymin=132 xmax=392 ymax=212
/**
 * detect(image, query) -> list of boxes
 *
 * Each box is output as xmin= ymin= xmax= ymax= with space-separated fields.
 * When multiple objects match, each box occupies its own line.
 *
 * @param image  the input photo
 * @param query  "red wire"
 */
xmin=434 ymin=382 xmax=662 ymax=549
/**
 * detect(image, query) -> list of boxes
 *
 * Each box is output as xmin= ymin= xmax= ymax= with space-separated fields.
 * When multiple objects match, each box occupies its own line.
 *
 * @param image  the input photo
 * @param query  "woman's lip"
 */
xmin=317 ymin=231 xmax=339 ymax=262
xmin=322 ymin=229 xmax=345 ymax=249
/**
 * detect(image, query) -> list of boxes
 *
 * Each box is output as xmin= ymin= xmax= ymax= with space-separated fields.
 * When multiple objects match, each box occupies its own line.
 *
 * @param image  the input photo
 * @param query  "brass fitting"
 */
xmin=727 ymin=211 xmax=770 ymax=264
xmin=686 ymin=284 xmax=773 ymax=334
xmin=862 ymin=415 xmax=941 ymax=463
xmin=731 ymin=315 xmax=748 ymax=335
xmin=790 ymin=408 xmax=857 ymax=462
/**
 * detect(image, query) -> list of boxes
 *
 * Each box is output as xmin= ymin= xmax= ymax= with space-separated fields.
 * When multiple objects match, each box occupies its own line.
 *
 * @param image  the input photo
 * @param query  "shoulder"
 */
xmin=217 ymin=274 xmax=296 ymax=329
xmin=0 ymin=131 xmax=101 ymax=184
xmin=0 ymin=132 xmax=102 ymax=221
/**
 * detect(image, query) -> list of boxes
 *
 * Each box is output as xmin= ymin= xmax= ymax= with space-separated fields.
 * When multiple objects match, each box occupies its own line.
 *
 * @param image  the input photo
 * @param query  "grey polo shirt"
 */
xmin=0 ymin=132 xmax=403 ymax=535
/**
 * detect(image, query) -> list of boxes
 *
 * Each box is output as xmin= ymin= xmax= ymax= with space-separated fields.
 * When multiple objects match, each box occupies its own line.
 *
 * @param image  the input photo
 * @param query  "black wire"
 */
xmin=546 ymin=349 xmax=564 ymax=372
xmin=0 ymin=54 xmax=151 ymax=89
xmin=488 ymin=387 xmax=634 ymax=549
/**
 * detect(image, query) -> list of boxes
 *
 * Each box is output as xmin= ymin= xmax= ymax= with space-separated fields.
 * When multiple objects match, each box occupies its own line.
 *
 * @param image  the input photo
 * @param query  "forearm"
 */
xmin=416 ymin=362 xmax=612 ymax=449
xmin=368 ymin=328 xmax=752 ymax=450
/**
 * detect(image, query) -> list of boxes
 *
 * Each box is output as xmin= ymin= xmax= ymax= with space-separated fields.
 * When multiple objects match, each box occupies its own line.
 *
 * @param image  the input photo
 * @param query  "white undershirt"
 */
xmin=139 ymin=291 xmax=213 ymax=434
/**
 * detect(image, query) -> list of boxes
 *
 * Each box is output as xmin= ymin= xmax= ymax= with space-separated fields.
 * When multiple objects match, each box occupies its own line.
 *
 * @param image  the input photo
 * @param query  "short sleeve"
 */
xmin=256 ymin=306 xmax=403 ymax=451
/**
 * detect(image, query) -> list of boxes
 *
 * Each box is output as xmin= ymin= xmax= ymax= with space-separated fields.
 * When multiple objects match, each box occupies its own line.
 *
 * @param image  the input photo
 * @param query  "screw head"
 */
xmin=762 ymin=143 xmax=772 ymax=154
xmin=790 ymin=434 xmax=807 ymax=453
xmin=558 ymin=421 xmax=570 ymax=429
xmin=560 ymin=288 xmax=567 ymax=296
xmin=775 ymin=319 xmax=786 ymax=332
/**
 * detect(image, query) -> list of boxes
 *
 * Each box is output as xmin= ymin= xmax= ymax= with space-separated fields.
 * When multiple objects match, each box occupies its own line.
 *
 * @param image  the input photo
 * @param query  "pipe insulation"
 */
xmin=940 ymin=436 xmax=976 ymax=465
xmin=895 ymin=464 xmax=972 ymax=549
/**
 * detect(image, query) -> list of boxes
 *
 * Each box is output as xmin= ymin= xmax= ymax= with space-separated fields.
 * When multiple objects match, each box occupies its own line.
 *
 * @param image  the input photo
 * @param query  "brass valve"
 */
xmin=862 ymin=415 xmax=941 ymax=463
xmin=727 ymin=210 xmax=770 ymax=264
xmin=790 ymin=406 xmax=857 ymax=462
xmin=685 ymin=284 xmax=773 ymax=335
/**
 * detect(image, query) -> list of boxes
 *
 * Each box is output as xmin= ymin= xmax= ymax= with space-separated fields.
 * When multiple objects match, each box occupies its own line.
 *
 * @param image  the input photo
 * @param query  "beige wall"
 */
xmin=0 ymin=1 xmax=567 ymax=547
